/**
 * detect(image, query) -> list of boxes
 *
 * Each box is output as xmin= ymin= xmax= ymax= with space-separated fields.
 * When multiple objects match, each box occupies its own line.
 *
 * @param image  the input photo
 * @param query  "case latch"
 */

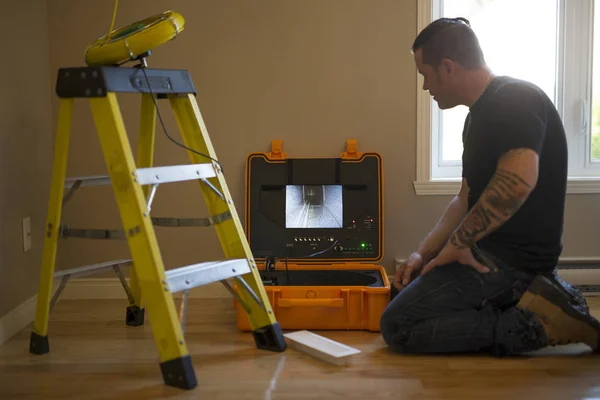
xmin=341 ymin=139 xmax=362 ymax=159
xmin=268 ymin=140 xmax=288 ymax=160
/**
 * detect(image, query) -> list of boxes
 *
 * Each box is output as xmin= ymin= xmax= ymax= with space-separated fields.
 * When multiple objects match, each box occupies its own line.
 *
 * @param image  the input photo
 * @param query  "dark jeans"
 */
xmin=380 ymin=250 xmax=550 ymax=356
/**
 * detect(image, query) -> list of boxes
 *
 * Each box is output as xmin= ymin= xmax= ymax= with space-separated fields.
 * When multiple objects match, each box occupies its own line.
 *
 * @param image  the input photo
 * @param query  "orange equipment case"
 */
xmin=234 ymin=140 xmax=390 ymax=332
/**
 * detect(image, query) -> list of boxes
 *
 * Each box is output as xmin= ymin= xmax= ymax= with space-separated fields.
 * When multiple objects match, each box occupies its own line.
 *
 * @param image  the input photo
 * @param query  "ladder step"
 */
xmin=54 ymin=259 xmax=133 ymax=279
xmin=136 ymin=163 xmax=216 ymax=185
xmin=165 ymin=259 xmax=250 ymax=293
xmin=64 ymin=175 xmax=111 ymax=188
xmin=64 ymin=163 xmax=216 ymax=189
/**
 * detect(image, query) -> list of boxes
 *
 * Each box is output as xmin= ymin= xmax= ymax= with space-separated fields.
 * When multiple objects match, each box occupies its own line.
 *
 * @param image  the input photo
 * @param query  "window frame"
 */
xmin=414 ymin=0 xmax=600 ymax=195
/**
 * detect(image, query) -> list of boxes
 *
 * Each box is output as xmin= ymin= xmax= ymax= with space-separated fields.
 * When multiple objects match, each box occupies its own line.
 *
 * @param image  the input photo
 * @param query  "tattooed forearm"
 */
xmin=485 ymin=169 xmax=531 ymax=218
xmin=451 ymin=167 xmax=533 ymax=248
xmin=451 ymin=203 xmax=497 ymax=248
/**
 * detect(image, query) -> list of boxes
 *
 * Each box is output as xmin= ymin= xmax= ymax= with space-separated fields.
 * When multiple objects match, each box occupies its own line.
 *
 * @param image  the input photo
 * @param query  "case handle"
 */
xmin=341 ymin=139 xmax=362 ymax=159
xmin=277 ymin=298 xmax=344 ymax=308
xmin=268 ymin=140 xmax=287 ymax=160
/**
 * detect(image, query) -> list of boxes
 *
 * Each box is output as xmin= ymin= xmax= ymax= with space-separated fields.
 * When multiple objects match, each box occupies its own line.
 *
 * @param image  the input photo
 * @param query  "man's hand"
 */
xmin=394 ymin=252 xmax=424 ymax=290
xmin=393 ymin=178 xmax=470 ymax=293
xmin=421 ymin=235 xmax=490 ymax=276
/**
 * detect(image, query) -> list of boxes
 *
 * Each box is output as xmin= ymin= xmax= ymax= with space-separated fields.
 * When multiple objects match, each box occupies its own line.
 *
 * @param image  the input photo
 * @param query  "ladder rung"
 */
xmin=165 ymin=259 xmax=250 ymax=293
xmin=65 ymin=175 xmax=111 ymax=188
xmin=136 ymin=163 xmax=216 ymax=185
xmin=54 ymin=259 xmax=133 ymax=279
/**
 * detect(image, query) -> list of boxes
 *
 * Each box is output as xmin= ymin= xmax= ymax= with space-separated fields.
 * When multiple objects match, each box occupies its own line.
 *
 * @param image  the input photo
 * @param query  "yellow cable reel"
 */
xmin=84 ymin=10 xmax=185 ymax=66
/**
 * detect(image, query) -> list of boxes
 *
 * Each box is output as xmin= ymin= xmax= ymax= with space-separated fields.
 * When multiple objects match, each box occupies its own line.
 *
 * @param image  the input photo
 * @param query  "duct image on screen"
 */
xmin=285 ymin=185 xmax=343 ymax=228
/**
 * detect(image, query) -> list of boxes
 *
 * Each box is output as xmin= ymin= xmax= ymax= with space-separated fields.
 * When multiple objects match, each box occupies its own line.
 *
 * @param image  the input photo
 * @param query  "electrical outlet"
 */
xmin=22 ymin=217 xmax=31 ymax=252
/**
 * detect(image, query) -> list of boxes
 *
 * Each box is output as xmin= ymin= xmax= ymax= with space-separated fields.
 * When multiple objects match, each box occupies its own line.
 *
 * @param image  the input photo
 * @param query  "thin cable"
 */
xmin=275 ymin=239 xmax=339 ymax=263
xmin=284 ymin=240 xmax=341 ymax=285
xmin=297 ymin=240 xmax=339 ymax=258
xmin=106 ymin=0 xmax=119 ymax=42
xmin=278 ymin=240 xmax=339 ymax=285
xmin=104 ymin=1 xmax=222 ymax=171
xmin=137 ymin=65 xmax=224 ymax=172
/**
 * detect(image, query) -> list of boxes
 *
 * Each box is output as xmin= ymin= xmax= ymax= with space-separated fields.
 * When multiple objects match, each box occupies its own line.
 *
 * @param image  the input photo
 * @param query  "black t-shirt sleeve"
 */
xmin=487 ymin=83 xmax=548 ymax=157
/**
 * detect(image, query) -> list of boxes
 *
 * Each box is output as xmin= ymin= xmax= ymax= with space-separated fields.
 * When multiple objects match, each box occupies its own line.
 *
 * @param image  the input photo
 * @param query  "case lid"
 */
xmin=245 ymin=140 xmax=383 ymax=265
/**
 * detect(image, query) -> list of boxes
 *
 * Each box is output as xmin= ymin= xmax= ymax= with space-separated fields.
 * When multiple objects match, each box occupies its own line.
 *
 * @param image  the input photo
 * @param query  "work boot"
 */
xmin=517 ymin=275 xmax=600 ymax=351
xmin=547 ymin=271 xmax=590 ymax=314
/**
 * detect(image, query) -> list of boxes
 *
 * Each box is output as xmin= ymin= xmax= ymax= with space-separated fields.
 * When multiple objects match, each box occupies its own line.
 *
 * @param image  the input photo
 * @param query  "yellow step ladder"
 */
xmin=28 ymin=53 xmax=286 ymax=390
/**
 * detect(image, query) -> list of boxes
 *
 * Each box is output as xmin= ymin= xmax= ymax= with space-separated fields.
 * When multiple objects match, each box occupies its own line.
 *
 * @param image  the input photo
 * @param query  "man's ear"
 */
xmin=440 ymin=58 xmax=455 ymax=77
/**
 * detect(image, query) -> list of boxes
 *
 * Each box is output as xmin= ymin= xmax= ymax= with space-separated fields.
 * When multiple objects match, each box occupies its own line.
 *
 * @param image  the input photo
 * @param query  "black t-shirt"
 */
xmin=462 ymin=75 xmax=568 ymax=273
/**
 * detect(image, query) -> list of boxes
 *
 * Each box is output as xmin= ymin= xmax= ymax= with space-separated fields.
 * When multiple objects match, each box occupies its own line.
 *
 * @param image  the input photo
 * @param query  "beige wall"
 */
xmin=0 ymin=0 xmax=54 ymax=317
xmin=3 ymin=0 xmax=599 ymax=318
xmin=47 ymin=0 xmax=429 ymax=277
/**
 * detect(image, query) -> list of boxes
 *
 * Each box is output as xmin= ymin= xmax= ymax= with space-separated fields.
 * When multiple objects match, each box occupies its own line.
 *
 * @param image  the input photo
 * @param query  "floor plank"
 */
xmin=1 ymin=297 xmax=600 ymax=399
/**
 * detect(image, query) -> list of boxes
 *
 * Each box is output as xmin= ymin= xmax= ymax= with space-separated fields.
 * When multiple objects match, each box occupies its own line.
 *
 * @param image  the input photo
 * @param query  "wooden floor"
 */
xmin=2 ymin=296 xmax=600 ymax=400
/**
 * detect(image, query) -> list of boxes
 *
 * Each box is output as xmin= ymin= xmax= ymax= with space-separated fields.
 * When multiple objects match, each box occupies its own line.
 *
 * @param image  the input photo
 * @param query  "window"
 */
xmin=415 ymin=0 xmax=600 ymax=195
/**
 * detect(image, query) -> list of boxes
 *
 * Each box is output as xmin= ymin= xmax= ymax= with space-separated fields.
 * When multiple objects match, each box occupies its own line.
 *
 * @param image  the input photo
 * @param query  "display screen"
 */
xmin=285 ymin=185 xmax=343 ymax=228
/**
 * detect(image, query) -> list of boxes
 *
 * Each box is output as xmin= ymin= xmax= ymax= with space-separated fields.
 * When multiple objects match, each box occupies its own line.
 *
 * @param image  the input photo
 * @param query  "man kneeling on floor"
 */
xmin=380 ymin=17 xmax=600 ymax=356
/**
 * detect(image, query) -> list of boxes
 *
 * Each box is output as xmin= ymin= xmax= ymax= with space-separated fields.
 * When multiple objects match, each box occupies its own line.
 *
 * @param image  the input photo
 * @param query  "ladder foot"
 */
xmin=29 ymin=332 xmax=50 ymax=355
xmin=125 ymin=305 xmax=145 ymax=326
xmin=252 ymin=322 xmax=287 ymax=352
xmin=159 ymin=355 xmax=198 ymax=390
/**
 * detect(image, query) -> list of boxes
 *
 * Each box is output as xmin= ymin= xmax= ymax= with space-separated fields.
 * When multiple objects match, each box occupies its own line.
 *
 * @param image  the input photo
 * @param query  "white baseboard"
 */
xmin=554 ymin=268 xmax=600 ymax=288
xmin=22 ymin=264 xmax=600 ymax=302
xmin=0 ymin=294 xmax=37 ymax=347
xmin=0 ymin=282 xmax=61 ymax=347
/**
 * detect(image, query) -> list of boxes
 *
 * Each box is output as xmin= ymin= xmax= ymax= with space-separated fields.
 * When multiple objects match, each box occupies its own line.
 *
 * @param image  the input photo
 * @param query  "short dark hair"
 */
xmin=412 ymin=17 xmax=485 ymax=69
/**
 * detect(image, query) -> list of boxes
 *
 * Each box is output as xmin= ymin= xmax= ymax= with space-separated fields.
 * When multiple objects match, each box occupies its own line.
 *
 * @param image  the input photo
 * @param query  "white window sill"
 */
xmin=413 ymin=177 xmax=600 ymax=195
